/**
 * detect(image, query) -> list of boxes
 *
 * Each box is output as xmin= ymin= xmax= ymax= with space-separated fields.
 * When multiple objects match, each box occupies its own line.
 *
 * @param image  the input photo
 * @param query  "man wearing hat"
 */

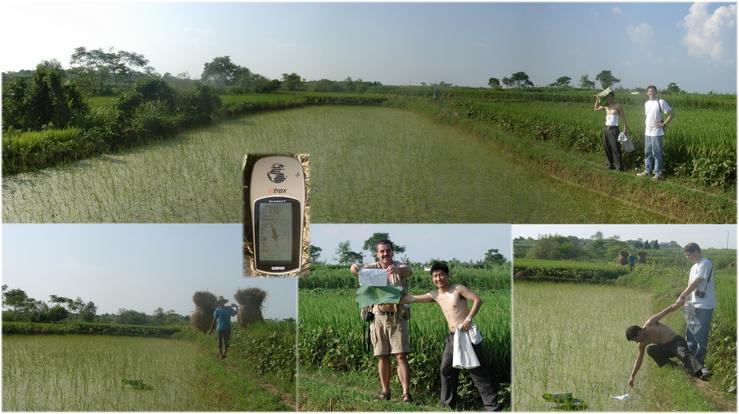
xmin=208 ymin=296 xmax=239 ymax=359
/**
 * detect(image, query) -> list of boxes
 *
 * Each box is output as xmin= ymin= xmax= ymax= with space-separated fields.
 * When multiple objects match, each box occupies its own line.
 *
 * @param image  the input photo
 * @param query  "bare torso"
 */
xmin=431 ymin=285 xmax=470 ymax=332
xmin=642 ymin=322 xmax=679 ymax=345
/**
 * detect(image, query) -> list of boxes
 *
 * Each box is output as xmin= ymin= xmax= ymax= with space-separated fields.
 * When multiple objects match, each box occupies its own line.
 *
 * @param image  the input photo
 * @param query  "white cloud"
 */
xmin=627 ymin=22 xmax=655 ymax=49
xmin=611 ymin=7 xmax=623 ymax=15
xmin=681 ymin=2 xmax=736 ymax=61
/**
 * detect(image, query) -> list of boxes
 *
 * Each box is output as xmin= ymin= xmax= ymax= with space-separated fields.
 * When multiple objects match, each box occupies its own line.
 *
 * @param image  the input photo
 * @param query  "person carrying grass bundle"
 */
xmin=401 ymin=262 xmax=500 ymax=411
xmin=350 ymin=239 xmax=413 ymax=403
xmin=207 ymin=296 xmax=239 ymax=360
xmin=626 ymin=301 xmax=711 ymax=388
xmin=594 ymin=87 xmax=630 ymax=171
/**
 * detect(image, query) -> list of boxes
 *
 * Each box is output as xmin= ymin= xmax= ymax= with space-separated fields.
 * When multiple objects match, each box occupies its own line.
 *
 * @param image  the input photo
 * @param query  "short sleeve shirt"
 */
xmin=644 ymin=98 xmax=671 ymax=136
xmin=213 ymin=306 xmax=237 ymax=331
xmin=689 ymin=257 xmax=715 ymax=309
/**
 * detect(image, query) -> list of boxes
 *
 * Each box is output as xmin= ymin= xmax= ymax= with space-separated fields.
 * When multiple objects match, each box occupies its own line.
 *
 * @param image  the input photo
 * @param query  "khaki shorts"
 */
xmin=370 ymin=314 xmax=410 ymax=356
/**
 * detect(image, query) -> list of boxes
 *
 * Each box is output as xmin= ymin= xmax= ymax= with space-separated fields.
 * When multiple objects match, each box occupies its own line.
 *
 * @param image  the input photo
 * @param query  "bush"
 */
xmin=514 ymin=259 xmax=628 ymax=282
xmin=2 ymin=62 xmax=88 ymax=131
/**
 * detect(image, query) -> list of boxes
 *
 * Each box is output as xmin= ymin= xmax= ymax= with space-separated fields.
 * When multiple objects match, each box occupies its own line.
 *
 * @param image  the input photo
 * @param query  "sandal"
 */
xmin=375 ymin=390 xmax=391 ymax=401
xmin=402 ymin=393 xmax=412 ymax=403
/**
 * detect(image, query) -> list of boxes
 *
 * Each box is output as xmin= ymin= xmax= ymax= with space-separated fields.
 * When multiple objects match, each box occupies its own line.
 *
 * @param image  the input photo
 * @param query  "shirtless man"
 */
xmin=401 ymin=261 xmax=499 ymax=411
xmin=594 ymin=90 xmax=630 ymax=171
xmin=351 ymin=239 xmax=413 ymax=403
xmin=626 ymin=301 xmax=710 ymax=387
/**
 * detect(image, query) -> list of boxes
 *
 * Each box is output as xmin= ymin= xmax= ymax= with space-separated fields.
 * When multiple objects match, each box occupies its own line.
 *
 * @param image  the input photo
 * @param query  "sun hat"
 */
xmin=216 ymin=296 xmax=229 ymax=305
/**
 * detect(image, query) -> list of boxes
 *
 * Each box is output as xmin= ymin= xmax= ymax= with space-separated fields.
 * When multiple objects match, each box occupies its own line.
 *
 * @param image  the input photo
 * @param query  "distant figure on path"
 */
xmin=628 ymin=253 xmax=636 ymax=272
xmin=594 ymin=88 xmax=630 ymax=171
xmin=638 ymin=85 xmax=673 ymax=180
xmin=208 ymin=296 xmax=239 ymax=359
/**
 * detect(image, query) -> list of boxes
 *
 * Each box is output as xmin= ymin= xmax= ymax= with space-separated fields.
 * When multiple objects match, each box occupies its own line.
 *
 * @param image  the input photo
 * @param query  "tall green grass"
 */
xmin=299 ymin=285 xmax=510 ymax=410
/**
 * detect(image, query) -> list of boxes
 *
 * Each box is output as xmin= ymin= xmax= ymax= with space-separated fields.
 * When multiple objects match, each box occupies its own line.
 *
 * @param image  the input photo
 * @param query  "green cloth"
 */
xmin=355 ymin=285 xmax=402 ymax=309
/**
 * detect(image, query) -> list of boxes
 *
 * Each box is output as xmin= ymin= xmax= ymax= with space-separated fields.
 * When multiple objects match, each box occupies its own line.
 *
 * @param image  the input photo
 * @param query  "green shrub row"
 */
xmin=2 ymin=321 xmax=183 ymax=337
xmin=301 ymin=263 xmax=510 ymax=290
xmin=514 ymin=259 xmax=628 ymax=282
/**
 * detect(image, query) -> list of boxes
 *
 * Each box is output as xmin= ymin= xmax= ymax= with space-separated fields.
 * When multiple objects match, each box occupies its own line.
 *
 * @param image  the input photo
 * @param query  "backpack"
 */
xmin=360 ymin=306 xmax=374 ymax=353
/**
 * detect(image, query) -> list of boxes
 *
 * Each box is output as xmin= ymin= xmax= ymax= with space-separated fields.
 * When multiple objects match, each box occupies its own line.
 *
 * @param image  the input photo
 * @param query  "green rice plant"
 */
xmin=514 ymin=282 xmax=654 ymax=411
xmin=2 ymin=106 xmax=669 ymax=223
xmin=2 ymin=335 xmax=208 ymax=411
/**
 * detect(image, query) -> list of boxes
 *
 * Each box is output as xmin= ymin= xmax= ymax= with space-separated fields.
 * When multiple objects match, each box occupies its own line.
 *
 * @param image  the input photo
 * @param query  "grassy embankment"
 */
xmin=384 ymin=90 xmax=735 ymax=223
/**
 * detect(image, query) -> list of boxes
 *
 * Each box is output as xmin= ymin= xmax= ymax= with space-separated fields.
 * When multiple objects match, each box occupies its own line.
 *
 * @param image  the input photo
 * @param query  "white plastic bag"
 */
xmin=618 ymin=131 xmax=635 ymax=153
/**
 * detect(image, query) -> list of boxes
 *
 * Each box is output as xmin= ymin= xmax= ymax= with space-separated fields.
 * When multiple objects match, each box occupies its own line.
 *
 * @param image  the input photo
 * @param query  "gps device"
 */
xmin=249 ymin=155 xmax=306 ymax=275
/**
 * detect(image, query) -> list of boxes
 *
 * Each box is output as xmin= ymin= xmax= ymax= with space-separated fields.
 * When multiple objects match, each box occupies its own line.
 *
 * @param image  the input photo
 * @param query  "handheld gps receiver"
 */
xmin=249 ymin=155 xmax=306 ymax=275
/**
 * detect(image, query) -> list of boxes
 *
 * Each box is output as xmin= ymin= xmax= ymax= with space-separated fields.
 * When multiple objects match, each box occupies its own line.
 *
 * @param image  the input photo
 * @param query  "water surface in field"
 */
xmin=3 ymin=106 xmax=667 ymax=223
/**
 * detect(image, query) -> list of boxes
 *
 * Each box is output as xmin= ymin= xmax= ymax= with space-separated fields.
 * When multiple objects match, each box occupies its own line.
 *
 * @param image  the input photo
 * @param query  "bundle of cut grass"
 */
xmin=191 ymin=291 xmax=217 ymax=333
xmin=234 ymin=288 xmax=266 ymax=328
xmin=616 ymin=251 xmax=628 ymax=265
xmin=637 ymin=251 xmax=647 ymax=264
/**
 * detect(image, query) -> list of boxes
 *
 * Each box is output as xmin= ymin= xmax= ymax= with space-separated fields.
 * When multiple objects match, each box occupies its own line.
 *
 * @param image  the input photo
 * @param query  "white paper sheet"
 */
xmin=358 ymin=268 xmax=388 ymax=286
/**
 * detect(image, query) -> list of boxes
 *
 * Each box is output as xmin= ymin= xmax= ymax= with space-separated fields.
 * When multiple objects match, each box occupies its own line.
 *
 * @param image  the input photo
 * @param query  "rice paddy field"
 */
xmin=3 ymin=335 xmax=208 ymax=411
xmin=299 ymin=265 xmax=511 ymax=411
xmin=513 ymin=282 xmax=653 ymax=411
xmin=3 ymin=105 xmax=669 ymax=223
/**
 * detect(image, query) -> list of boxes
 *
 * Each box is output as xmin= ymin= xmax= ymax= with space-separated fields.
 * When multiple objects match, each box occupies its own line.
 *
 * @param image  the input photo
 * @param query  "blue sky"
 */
xmin=513 ymin=225 xmax=736 ymax=250
xmin=0 ymin=2 xmax=735 ymax=92
xmin=310 ymin=224 xmax=511 ymax=265
xmin=2 ymin=224 xmax=297 ymax=318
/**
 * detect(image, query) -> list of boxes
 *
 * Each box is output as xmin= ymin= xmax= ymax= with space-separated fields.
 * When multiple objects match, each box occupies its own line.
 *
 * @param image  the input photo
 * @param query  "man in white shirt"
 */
xmin=637 ymin=85 xmax=673 ymax=180
xmin=678 ymin=242 xmax=715 ymax=365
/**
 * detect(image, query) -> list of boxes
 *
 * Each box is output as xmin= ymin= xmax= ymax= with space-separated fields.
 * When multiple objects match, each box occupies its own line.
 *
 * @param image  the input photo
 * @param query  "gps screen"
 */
xmin=258 ymin=202 xmax=293 ymax=262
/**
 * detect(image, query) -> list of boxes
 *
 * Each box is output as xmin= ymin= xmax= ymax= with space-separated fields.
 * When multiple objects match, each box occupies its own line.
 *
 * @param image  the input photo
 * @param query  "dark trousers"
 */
xmin=440 ymin=334 xmax=500 ymax=411
xmin=603 ymin=126 xmax=623 ymax=170
xmin=647 ymin=336 xmax=703 ymax=375
xmin=217 ymin=329 xmax=231 ymax=351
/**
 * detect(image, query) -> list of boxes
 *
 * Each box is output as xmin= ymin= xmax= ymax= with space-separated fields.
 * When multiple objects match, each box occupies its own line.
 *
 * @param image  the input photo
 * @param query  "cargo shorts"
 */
xmin=370 ymin=314 xmax=410 ymax=356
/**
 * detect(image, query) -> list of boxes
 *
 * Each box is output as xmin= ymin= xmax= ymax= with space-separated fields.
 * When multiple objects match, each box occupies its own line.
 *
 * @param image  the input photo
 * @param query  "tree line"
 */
xmin=309 ymin=232 xmax=508 ymax=268
xmin=1 ymin=285 xmax=187 ymax=325
xmin=488 ymin=70 xmax=682 ymax=93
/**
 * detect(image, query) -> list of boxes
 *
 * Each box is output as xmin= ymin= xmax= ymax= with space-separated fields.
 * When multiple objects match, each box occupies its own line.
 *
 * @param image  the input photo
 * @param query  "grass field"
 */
xmin=3 ymin=105 xmax=670 ymax=223
xmin=3 ymin=335 xmax=207 ymax=411
xmin=513 ymin=282 xmax=714 ymax=411
xmin=3 ymin=326 xmax=295 ymax=411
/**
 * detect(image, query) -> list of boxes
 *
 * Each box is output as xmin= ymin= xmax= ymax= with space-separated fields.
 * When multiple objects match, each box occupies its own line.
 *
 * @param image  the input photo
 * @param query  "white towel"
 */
xmin=453 ymin=328 xmax=480 ymax=369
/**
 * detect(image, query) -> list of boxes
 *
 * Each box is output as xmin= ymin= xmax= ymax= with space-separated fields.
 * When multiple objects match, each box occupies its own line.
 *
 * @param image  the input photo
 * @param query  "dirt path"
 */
xmin=221 ymin=356 xmax=297 ymax=411
xmin=692 ymin=378 xmax=736 ymax=412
